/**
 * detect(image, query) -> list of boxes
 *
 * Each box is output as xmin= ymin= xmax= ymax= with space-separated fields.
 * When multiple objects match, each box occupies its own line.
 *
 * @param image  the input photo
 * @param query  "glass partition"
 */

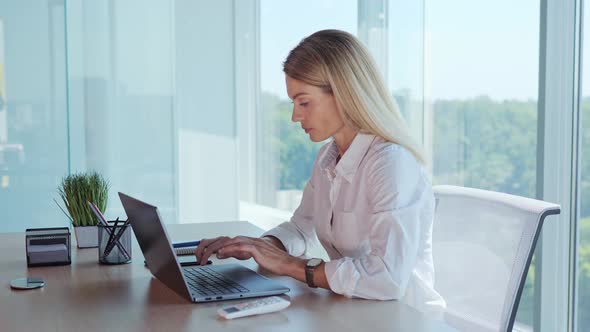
xmin=0 ymin=1 xmax=69 ymax=232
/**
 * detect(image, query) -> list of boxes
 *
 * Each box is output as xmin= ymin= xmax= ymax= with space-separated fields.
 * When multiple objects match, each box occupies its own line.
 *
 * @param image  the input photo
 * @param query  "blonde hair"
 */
xmin=283 ymin=29 xmax=426 ymax=165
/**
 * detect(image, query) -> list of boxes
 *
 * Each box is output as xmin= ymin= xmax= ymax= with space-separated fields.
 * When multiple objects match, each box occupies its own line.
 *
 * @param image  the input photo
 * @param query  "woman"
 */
xmin=195 ymin=29 xmax=445 ymax=312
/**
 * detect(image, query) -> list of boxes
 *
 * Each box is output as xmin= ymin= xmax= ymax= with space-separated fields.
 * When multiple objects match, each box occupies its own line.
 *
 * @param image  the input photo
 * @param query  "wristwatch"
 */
xmin=305 ymin=258 xmax=324 ymax=288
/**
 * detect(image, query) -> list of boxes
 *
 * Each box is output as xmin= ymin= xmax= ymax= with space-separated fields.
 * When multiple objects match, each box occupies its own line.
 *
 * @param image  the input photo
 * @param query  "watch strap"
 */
xmin=305 ymin=259 xmax=319 ymax=288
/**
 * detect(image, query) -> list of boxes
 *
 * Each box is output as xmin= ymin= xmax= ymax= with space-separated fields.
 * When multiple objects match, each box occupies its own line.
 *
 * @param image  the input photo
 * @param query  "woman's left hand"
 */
xmin=216 ymin=236 xmax=300 ymax=276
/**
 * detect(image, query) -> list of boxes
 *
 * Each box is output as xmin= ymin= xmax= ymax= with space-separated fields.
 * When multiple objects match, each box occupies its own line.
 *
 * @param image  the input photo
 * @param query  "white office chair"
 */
xmin=432 ymin=185 xmax=560 ymax=332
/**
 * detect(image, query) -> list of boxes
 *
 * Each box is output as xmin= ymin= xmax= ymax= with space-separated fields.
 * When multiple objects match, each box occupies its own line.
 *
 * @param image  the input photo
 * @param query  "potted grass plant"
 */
xmin=57 ymin=172 xmax=109 ymax=248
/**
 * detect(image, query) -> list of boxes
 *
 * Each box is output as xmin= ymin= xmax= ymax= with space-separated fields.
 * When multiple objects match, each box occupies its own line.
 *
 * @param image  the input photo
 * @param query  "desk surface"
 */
xmin=0 ymin=222 xmax=457 ymax=332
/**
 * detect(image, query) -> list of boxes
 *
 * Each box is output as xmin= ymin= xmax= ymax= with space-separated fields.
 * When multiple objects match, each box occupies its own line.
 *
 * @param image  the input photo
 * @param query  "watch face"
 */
xmin=307 ymin=258 xmax=323 ymax=268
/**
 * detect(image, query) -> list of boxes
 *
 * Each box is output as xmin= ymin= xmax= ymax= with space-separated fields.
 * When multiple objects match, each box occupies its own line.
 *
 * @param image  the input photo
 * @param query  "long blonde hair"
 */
xmin=283 ymin=29 xmax=426 ymax=165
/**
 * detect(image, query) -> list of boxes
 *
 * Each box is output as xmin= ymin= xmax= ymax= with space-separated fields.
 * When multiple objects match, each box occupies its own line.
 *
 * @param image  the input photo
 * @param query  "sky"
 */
xmin=260 ymin=0 xmax=590 ymax=101
xmin=260 ymin=0 xmax=357 ymax=100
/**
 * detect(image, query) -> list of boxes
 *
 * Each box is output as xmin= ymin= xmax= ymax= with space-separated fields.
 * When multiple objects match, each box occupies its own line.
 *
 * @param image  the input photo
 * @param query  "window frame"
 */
xmin=535 ymin=0 xmax=583 ymax=331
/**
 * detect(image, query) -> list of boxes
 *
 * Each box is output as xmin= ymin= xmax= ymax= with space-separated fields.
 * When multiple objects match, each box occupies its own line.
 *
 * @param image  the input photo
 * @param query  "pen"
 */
xmin=102 ymin=218 xmax=119 ymax=260
xmin=173 ymin=240 xmax=201 ymax=248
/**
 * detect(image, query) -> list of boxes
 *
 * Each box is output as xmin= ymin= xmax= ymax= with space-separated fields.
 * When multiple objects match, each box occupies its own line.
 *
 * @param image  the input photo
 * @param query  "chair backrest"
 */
xmin=432 ymin=185 xmax=560 ymax=332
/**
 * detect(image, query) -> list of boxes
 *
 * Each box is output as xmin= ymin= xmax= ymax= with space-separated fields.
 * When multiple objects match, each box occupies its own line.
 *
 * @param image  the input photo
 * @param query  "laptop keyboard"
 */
xmin=183 ymin=266 xmax=249 ymax=296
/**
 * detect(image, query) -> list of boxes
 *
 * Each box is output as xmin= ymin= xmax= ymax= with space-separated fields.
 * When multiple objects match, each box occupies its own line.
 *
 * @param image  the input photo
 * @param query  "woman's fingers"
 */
xmin=199 ymin=236 xmax=234 ymax=265
xmin=195 ymin=236 xmax=229 ymax=265
xmin=194 ymin=238 xmax=214 ymax=262
xmin=218 ymin=238 xmax=293 ymax=275
xmin=196 ymin=237 xmax=287 ymax=271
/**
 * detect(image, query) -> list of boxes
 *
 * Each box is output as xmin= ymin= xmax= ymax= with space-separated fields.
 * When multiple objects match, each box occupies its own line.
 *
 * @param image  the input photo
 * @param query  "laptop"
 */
xmin=118 ymin=192 xmax=290 ymax=303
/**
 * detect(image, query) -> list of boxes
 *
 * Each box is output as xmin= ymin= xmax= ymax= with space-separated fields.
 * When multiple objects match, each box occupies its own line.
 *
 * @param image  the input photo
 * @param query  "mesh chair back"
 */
xmin=432 ymin=185 xmax=560 ymax=332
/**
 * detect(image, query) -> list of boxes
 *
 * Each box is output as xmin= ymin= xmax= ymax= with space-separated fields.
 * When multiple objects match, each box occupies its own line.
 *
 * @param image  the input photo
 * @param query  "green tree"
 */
xmin=432 ymin=96 xmax=537 ymax=198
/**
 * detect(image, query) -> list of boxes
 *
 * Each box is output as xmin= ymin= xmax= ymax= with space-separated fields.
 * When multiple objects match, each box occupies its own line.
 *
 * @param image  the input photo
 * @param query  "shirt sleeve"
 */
xmin=261 ymin=179 xmax=317 ymax=257
xmin=324 ymin=146 xmax=433 ymax=300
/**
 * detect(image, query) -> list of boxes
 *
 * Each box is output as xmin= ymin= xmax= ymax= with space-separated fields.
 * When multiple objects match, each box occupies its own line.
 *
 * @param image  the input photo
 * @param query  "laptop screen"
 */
xmin=118 ymin=192 xmax=191 ymax=300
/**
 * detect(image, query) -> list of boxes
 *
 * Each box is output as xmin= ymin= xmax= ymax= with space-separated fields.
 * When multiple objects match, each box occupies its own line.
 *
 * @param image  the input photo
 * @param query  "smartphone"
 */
xmin=178 ymin=255 xmax=212 ymax=266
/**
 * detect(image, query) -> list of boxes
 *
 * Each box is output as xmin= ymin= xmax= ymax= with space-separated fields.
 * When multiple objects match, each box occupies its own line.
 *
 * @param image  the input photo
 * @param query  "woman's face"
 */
xmin=286 ymin=75 xmax=345 ymax=142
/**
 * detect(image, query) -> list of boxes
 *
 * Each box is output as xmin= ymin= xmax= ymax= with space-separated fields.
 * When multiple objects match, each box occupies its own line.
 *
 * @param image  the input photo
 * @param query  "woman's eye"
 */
xmin=299 ymin=102 xmax=309 ymax=107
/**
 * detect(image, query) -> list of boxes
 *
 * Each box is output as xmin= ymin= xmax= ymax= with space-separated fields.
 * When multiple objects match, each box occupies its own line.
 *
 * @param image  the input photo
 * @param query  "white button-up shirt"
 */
xmin=263 ymin=133 xmax=445 ymax=312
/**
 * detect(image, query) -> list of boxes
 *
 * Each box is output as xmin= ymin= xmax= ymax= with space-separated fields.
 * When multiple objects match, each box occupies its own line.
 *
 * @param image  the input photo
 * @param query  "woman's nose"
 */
xmin=291 ymin=108 xmax=304 ymax=123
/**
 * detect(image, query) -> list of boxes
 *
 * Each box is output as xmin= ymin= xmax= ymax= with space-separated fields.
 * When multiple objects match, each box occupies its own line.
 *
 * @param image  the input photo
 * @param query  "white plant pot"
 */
xmin=74 ymin=226 xmax=98 ymax=248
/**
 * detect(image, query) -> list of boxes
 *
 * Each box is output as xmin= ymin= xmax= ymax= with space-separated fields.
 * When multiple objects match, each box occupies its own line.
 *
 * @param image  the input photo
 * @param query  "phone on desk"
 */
xmin=178 ymin=255 xmax=212 ymax=266
xmin=144 ymin=255 xmax=212 ymax=267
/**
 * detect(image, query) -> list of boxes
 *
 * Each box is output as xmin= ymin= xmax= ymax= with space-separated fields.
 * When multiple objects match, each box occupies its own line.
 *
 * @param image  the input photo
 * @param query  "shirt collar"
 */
xmin=318 ymin=132 xmax=377 ymax=183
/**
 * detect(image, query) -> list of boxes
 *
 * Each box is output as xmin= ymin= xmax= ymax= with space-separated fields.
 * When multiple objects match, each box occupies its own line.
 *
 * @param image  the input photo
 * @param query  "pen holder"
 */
xmin=98 ymin=223 xmax=132 ymax=264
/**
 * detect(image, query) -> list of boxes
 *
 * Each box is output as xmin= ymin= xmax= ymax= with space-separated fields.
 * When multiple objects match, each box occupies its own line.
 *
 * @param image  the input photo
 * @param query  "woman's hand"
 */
xmin=195 ymin=236 xmax=297 ymax=276
xmin=195 ymin=236 xmax=249 ymax=263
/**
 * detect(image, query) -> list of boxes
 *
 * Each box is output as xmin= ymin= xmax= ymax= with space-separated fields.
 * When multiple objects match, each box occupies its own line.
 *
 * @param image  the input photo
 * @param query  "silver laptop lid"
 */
xmin=118 ymin=192 xmax=191 ymax=300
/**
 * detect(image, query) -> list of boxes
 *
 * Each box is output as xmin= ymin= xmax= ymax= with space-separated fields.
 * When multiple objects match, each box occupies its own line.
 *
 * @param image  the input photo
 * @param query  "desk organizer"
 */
xmin=25 ymin=227 xmax=71 ymax=267
xmin=98 ymin=223 xmax=132 ymax=264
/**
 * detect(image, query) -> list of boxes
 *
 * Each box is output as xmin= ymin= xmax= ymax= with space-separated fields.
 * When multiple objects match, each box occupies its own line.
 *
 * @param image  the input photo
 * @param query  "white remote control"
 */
xmin=217 ymin=296 xmax=290 ymax=319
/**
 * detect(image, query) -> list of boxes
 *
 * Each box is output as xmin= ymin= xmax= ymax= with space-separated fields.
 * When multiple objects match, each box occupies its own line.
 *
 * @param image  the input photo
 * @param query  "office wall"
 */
xmin=175 ymin=0 xmax=239 ymax=223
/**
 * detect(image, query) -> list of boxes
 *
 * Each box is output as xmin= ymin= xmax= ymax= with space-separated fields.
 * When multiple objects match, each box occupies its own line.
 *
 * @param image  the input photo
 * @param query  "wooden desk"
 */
xmin=0 ymin=222 xmax=457 ymax=332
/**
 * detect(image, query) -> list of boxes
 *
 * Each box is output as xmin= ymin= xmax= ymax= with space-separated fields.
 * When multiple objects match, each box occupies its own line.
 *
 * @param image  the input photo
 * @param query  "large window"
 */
xmin=425 ymin=0 xmax=540 ymax=327
xmin=253 ymin=2 xmax=541 ymax=326
xmin=253 ymin=4 xmax=541 ymax=325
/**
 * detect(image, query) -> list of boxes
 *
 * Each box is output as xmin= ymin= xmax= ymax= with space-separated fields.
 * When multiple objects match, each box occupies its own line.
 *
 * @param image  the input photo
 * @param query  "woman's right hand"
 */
xmin=194 ymin=235 xmax=286 ymax=266
xmin=194 ymin=236 xmax=252 ymax=265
